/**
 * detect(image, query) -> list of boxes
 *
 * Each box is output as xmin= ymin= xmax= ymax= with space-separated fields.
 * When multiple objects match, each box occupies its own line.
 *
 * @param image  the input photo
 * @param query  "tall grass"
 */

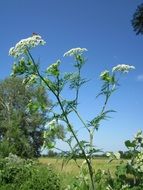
xmin=39 ymin=157 xmax=123 ymax=186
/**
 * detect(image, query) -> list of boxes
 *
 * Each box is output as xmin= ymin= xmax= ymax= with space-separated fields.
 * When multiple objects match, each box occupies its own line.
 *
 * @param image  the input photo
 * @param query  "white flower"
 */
xmin=63 ymin=47 xmax=87 ymax=57
xmin=9 ymin=47 xmax=15 ymax=56
xmin=112 ymin=64 xmax=135 ymax=73
xmin=9 ymin=34 xmax=46 ymax=58
xmin=106 ymin=152 xmax=111 ymax=157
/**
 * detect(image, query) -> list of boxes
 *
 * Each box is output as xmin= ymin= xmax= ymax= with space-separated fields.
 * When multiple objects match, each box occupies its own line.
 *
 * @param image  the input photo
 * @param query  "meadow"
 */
xmin=39 ymin=157 xmax=123 ymax=187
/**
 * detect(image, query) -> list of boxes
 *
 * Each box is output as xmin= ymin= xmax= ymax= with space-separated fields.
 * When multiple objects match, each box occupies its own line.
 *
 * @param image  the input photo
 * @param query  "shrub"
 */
xmin=0 ymin=154 xmax=61 ymax=190
xmin=94 ymin=131 xmax=143 ymax=190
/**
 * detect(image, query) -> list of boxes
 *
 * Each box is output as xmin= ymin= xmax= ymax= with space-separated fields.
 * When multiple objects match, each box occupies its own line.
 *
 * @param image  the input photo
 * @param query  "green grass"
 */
xmin=39 ymin=157 xmax=123 ymax=187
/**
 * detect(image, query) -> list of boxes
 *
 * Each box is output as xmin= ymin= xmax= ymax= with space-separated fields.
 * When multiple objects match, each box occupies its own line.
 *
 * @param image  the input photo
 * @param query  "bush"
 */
xmin=0 ymin=154 xmax=61 ymax=190
xmin=94 ymin=131 xmax=143 ymax=190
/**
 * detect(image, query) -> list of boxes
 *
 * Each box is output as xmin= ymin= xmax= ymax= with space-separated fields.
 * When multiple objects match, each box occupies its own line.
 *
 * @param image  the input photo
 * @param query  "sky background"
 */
xmin=0 ymin=0 xmax=143 ymax=152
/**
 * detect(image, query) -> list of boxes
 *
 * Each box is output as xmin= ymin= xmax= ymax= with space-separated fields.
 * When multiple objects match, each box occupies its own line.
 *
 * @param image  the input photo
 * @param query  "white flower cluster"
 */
xmin=134 ymin=130 xmax=143 ymax=141
xmin=63 ymin=47 xmax=87 ymax=57
xmin=112 ymin=64 xmax=135 ymax=73
xmin=130 ymin=152 xmax=143 ymax=173
xmin=9 ymin=34 xmax=46 ymax=58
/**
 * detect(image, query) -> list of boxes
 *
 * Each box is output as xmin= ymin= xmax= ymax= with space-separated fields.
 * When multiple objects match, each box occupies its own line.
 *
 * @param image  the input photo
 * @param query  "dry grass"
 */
xmin=39 ymin=157 xmax=122 ymax=186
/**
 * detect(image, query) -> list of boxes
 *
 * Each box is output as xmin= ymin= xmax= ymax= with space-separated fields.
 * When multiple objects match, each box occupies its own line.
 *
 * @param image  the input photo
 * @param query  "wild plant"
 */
xmin=9 ymin=34 xmax=135 ymax=190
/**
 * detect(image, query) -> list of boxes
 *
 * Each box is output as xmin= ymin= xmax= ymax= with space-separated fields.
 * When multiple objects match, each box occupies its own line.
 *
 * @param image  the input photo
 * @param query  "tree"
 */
xmin=0 ymin=77 xmax=50 ymax=158
xmin=132 ymin=3 xmax=143 ymax=35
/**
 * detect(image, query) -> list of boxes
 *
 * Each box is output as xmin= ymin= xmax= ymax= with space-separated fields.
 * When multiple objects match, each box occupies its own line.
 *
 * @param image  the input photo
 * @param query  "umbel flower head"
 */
xmin=112 ymin=64 xmax=135 ymax=73
xmin=63 ymin=47 xmax=87 ymax=57
xmin=9 ymin=34 xmax=46 ymax=58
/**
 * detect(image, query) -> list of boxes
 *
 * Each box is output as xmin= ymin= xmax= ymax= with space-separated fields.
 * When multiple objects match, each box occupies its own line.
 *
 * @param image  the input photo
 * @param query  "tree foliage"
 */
xmin=132 ymin=3 xmax=143 ymax=35
xmin=0 ymin=77 xmax=50 ymax=158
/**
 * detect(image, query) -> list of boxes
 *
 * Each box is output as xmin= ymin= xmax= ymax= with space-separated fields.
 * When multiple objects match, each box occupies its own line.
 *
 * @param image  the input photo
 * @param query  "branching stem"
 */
xmin=27 ymin=50 xmax=95 ymax=190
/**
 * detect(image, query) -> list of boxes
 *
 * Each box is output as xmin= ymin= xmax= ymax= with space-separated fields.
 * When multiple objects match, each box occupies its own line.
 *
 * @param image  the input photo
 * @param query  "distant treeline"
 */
xmin=42 ymin=150 xmax=132 ymax=159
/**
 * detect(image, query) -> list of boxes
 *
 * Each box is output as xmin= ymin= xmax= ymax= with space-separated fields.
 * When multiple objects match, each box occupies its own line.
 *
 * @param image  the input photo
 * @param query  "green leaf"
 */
xmin=46 ymin=60 xmax=60 ymax=76
xmin=43 ymin=78 xmax=58 ymax=92
xmin=89 ymin=110 xmax=115 ymax=130
xmin=116 ymin=163 xmax=127 ymax=177
xmin=27 ymin=101 xmax=40 ymax=112
xmin=125 ymin=140 xmax=136 ymax=148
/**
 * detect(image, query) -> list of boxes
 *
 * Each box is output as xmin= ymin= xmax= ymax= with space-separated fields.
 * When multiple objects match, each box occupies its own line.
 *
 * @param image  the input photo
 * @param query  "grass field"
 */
xmin=39 ymin=157 xmax=122 ymax=187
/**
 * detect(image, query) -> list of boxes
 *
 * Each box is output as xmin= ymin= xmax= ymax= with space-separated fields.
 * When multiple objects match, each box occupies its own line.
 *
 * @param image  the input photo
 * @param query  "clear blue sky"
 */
xmin=0 ymin=0 xmax=143 ymax=152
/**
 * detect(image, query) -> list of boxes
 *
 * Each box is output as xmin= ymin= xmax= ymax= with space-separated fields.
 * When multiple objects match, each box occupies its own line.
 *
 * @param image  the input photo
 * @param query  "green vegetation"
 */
xmin=0 ymin=31 xmax=142 ymax=189
xmin=0 ymin=154 xmax=61 ymax=190
xmin=39 ymin=157 xmax=121 ymax=187
xmin=132 ymin=3 xmax=143 ymax=35
xmin=8 ymin=34 xmax=135 ymax=190
xmin=6 ymin=34 xmax=143 ymax=189
xmin=0 ymin=77 xmax=50 ymax=158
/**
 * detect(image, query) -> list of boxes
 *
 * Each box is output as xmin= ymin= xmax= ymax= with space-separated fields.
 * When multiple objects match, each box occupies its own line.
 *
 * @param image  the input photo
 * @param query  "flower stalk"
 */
xmin=9 ymin=34 xmax=135 ymax=190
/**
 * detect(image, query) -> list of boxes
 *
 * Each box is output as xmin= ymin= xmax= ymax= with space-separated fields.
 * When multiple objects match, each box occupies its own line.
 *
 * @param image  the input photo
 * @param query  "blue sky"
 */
xmin=0 ymin=0 xmax=143 ymax=152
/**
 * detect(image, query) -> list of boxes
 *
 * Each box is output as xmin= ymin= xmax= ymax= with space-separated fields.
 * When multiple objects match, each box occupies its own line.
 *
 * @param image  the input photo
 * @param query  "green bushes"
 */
xmin=0 ymin=154 xmax=61 ymax=190
xmin=94 ymin=130 xmax=143 ymax=190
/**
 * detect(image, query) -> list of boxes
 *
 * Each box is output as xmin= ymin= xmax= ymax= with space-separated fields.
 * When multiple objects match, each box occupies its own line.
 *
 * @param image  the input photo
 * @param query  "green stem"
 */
xmin=26 ymin=50 xmax=58 ymax=97
xmin=59 ymin=94 xmax=90 ymax=132
xmin=101 ymin=84 xmax=110 ymax=114
xmin=89 ymin=84 xmax=111 ymax=172
xmin=66 ymin=141 xmax=81 ymax=169
xmin=75 ymin=63 xmax=81 ymax=105
xmin=73 ymin=108 xmax=90 ymax=132
xmin=56 ymin=96 xmax=95 ymax=190
xmin=27 ymin=50 xmax=95 ymax=190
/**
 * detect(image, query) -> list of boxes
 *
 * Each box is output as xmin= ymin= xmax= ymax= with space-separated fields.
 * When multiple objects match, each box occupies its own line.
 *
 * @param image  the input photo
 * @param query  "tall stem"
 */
xmin=101 ymin=84 xmax=110 ymax=114
xmin=27 ymin=50 xmax=95 ymax=190
xmin=56 ymin=96 xmax=95 ymax=190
